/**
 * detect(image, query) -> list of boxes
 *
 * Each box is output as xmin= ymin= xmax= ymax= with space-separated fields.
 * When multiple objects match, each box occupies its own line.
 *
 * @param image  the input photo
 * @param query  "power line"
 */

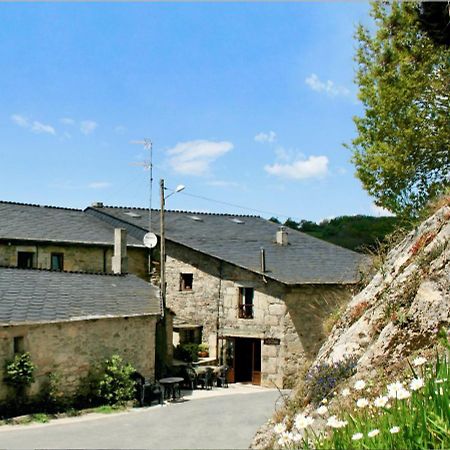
xmin=177 ymin=191 xmax=302 ymax=221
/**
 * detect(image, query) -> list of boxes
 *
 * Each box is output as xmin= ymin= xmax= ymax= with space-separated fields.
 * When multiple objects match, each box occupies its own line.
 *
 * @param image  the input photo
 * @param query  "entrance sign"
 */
xmin=264 ymin=337 xmax=281 ymax=346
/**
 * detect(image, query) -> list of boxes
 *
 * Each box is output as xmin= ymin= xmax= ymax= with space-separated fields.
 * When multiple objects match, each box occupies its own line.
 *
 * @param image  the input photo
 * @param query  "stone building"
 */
xmin=0 ymin=201 xmax=148 ymax=278
xmin=0 ymin=266 xmax=160 ymax=400
xmin=87 ymin=205 xmax=370 ymax=388
xmin=0 ymin=200 xmax=163 ymax=399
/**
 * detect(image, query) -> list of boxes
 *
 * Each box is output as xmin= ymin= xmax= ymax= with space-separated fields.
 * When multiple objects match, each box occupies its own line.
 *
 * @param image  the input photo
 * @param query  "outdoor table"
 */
xmin=158 ymin=377 xmax=184 ymax=401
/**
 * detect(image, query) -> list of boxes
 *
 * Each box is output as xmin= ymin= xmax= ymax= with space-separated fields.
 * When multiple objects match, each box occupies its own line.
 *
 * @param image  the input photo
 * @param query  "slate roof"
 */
xmin=0 ymin=201 xmax=143 ymax=247
xmin=0 ymin=267 xmax=160 ymax=326
xmin=86 ymin=206 xmax=371 ymax=285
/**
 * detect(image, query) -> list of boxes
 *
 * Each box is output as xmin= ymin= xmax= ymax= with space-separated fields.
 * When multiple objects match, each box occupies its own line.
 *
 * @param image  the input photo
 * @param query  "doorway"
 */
xmin=225 ymin=337 xmax=261 ymax=385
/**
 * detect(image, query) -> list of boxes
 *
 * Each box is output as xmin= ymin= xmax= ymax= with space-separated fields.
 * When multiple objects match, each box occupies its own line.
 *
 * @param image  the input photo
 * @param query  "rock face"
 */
xmin=251 ymin=202 xmax=449 ymax=448
xmin=316 ymin=204 xmax=449 ymax=375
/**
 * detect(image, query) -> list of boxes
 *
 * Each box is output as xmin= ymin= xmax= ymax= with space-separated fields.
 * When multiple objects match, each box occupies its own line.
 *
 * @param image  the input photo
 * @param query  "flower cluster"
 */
xmin=272 ymin=353 xmax=450 ymax=449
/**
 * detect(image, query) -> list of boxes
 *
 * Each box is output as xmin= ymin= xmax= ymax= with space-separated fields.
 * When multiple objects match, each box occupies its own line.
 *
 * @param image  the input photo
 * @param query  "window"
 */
xmin=180 ymin=273 xmax=193 ymax=291
xmin=51 ymin=253 xmax=64 ymax=271
xmin=238 ymin=287 xmax=254 ymax=319
xmin=13 ymin=336 xmax=24 ymax=354
xmin=17 ymin=252 xmax=34 ymax=269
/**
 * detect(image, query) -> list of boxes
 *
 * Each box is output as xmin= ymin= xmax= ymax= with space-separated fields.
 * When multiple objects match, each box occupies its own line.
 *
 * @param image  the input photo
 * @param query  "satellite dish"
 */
xmin=143 ymin=232 xmax=158 ymax=249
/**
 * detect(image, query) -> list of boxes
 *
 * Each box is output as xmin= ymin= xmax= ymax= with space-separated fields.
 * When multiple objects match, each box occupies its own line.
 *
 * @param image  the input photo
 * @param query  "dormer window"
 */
xmin=51 ymin=253 xmax=64 ymax=271
xmin=17 ymin=252 xmax=34 ymax=269
xmin=180 ymin=273 xmax=193 ymax=291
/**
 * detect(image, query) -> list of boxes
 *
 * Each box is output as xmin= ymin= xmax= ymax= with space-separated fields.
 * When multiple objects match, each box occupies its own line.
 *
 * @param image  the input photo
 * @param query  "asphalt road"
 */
xmin=0 ymin=387 xmax=283 ymax=449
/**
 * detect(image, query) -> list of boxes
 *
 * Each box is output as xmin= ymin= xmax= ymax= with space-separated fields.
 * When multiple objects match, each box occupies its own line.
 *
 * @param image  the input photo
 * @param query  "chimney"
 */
xmin=91 ymin=202 xmax=104 ymax=208
xmin=260 ymin=247 xmax=266 ymax=273
xmin=276 ymin=226 xmax=288 ymax=246
xmin=112 ymin=228 xmax=128 ymax=274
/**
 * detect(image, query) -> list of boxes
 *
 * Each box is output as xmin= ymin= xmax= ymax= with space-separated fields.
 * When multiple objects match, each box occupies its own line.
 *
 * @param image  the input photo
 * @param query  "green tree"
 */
xmin=349 ymin=1 xmax=449 ymax=218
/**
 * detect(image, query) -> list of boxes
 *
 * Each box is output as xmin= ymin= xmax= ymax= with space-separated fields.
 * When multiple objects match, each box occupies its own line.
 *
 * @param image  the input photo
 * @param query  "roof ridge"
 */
xmin=0 ymin=200 xmax=81 ymax=212
xmin=95 ymin=205 xmax=259 ymax=218
xmin=0 ymin=265 xmax=127 ymax=277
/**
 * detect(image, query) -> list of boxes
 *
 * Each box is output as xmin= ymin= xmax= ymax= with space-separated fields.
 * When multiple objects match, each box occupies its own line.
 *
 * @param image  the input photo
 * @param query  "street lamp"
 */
xmin=159 ymin=179 xmax=185 ymax=318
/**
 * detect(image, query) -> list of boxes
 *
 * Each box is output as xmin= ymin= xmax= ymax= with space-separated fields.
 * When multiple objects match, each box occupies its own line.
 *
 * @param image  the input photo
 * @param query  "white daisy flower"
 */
xmin=294 ymin=413 xmax=314 ymax=430
xmin=316 ymin=405 xmax=328 ymax=416
xmin=341 ymin=388 xmax=351 ymax=397
xmin=356 ymin=398 xmax=369 ymax=408
xmin=277 ymin=431 xmax=293 ymax=447
xmin=352 ymin=432 xmax=364 ymax=441
xmin=326 ymin=415 xmax=348 ymax=429
xmin=354 ymin=380 xmax=366 ymax=390
xmin=273 ymin=422 xmax=286 ymax=435
xmin=396 ymin=388 xmax=411 ymax=400
xmin=390 ymin=426 xmax=400 ymax=434
xmin=387 ymin=381 xmax=404 ymax=399
xmin=413 ymin=356 xmax=427 ymax=367
xmin=410 ymin=377 xmax=424 ymax=391
xmin=368 ymin=429 xmax=380 ymax=438
xmin=373 ymin=395 xmax=389 ymax=408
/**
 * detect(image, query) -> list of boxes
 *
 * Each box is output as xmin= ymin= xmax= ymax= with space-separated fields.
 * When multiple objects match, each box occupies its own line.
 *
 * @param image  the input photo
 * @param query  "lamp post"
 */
xmin=159 ymin=179 xmax=185 ymax=318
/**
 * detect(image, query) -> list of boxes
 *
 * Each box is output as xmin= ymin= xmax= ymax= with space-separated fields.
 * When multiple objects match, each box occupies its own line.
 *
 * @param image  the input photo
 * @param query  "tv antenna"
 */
xmin=130 ymin=139 xmax=157 ymax=276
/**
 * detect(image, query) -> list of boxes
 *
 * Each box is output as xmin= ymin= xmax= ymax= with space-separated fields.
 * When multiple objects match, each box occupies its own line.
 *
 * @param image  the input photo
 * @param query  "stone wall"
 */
xmin=282 ymin=285 xmax=354 ymax=387
xmin=165 ymin=242 xmax=222 ymax=357
xmin=0 ymin=241 xmax=148 ymax=279
xmin=0 ymin=315 xmax=157 ymax=401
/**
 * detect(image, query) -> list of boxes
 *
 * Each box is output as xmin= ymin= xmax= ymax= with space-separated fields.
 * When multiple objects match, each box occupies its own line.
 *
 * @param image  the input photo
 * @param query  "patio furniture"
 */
xmin=159 ymin=377 xmax=184 ymax=401
xmin=216 ymin=365 xmax=229 ymax=388
xmin=197 ymin=367 xmax=213 ymax=390
xmin=183 ymin=365 xmax=198 ymax=390
xmin=142 ymin=382 xmax=163 ymax=406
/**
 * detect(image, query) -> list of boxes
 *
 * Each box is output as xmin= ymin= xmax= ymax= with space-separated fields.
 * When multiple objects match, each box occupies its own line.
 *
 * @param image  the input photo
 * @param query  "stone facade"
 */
xmin=0 ymin=241 xmax=148 ymax=279
xmin=164 ymin=241 xmax=354 ymax=388
xmin=0 ymin=315 xmax=157 ymax=401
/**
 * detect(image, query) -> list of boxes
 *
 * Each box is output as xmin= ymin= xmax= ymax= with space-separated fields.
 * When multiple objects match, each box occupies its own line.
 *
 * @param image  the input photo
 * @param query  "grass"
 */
xmin=272 ymin=329 xmax=450 ymax=449
xmin=92 ymin=404 xmax=126 ymax=414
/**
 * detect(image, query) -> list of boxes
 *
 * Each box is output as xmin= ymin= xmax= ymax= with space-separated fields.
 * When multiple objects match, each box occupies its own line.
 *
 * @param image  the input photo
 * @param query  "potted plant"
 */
xmin=198 ymin=343 xmax=209 ymax=358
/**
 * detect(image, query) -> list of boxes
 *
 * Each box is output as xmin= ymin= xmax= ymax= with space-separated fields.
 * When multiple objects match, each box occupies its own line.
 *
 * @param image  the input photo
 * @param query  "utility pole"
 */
xmin=160 ymin=178 xmax=166 ymax=318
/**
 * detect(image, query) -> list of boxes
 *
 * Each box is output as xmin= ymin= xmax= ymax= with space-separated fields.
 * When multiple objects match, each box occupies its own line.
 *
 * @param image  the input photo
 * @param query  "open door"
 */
xmin=225 ymin=337 xmax=261 ymax=385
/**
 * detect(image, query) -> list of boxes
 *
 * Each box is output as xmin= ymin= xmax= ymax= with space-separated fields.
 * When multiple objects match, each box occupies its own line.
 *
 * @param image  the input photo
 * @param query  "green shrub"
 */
xmin=174 ymin=343 xmax=199 ymax=362
xmin=96 ymin=355 xmax=136 ymax=406
xmin=4 ymin=352 xmax=36 ymax=392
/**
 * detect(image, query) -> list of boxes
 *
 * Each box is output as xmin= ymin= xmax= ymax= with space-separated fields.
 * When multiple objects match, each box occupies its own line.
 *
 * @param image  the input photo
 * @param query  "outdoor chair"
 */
xmin=197 ymin=367 xmax=213 ymax=390
xmin=183 ymin=365 xmax=198 ymax=390
xmin=216 ymin=365 xmax=229 ymax=388
xmin=143 ymin=381 xmax=163 ymax=406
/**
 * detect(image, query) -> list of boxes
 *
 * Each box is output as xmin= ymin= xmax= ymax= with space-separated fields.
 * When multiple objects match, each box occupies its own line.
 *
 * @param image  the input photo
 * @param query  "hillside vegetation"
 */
xmin=271 ymin=216 xmax=400 ymax=253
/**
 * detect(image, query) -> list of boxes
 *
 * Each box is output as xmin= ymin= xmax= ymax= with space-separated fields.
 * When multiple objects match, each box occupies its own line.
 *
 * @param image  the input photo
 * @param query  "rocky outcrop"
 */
xmin=316 ymin=204 xmax=449 ymax=376
xmin=251 ymin=202 xmax=449 ymax=448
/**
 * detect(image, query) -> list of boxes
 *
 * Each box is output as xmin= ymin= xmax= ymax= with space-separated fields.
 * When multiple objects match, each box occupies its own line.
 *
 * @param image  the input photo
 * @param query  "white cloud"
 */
xmin=254 ymin=131 xmax=276 ymax=143
xmin=80 ymin=120 xmax=98 ymax=135
xmin=167 ymin=139 xmax=233 ymax=176
xmin=11 ymin=114 xmax=55 ymax=135
xmin=265 ymin=155 xmax=329 ymax=180
xmin=11 ymin=114 xmax=29 ymax=128
xmin=60 ymin=117 xmax=75 ymax=125
xmin=206 ymin=180 xmax=240 ymax=188
xmin=88 ymin=181 xmax=111 ymax=189
xmin=305 ymin=73 xmax=350 ymax=97
xmin=31 ymin=121 xmax=56 ymax=135
xmin=370 ymin=203 xmax=395 ymax=217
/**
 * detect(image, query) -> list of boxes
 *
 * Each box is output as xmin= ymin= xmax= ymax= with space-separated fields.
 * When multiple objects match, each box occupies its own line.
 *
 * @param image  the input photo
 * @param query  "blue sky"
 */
xmin=0 ymin=2 xmax=387 ymax=223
